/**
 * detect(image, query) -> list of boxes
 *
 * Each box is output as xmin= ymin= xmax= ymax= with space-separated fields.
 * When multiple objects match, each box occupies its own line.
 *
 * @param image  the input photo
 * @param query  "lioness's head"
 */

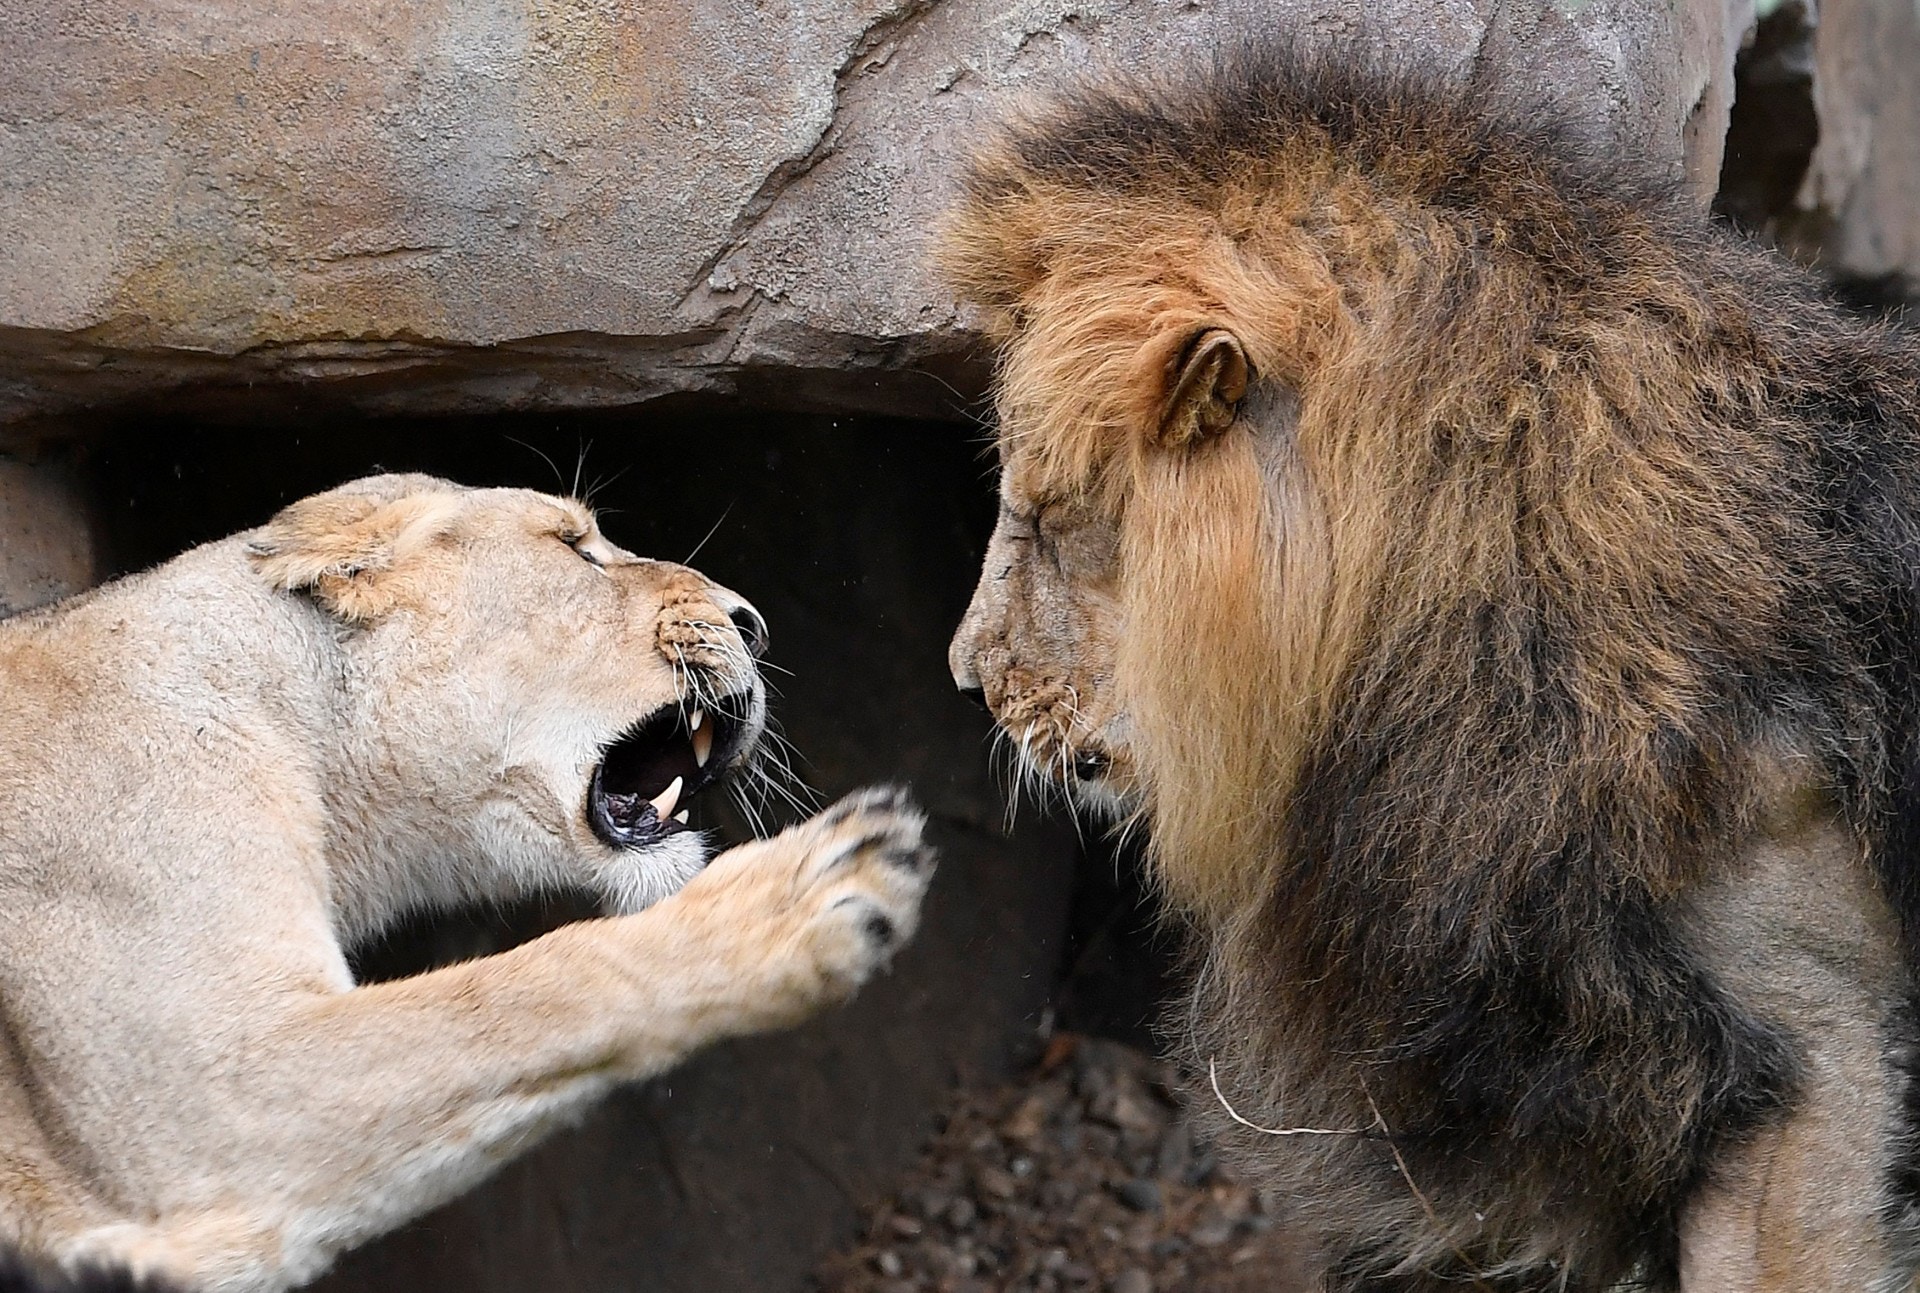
xmin=249 ymin=474 xmax=770 ymax=918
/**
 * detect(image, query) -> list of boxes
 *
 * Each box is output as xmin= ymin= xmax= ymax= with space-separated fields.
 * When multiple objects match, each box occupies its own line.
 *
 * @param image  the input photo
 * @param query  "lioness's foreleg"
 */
xmin=59 ymin=788 xmax=931 ymax=1293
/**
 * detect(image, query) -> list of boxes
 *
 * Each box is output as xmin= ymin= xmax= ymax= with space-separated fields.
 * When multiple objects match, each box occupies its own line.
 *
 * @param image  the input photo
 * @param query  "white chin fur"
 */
xmin=592 ymin=832 xmax=713 ymax=914
xmin=1069 ymin=776 xmax=1136 ymax=823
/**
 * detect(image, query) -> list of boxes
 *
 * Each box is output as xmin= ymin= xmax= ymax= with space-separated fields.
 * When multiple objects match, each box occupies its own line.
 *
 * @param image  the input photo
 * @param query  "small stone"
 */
xmin=1039 ymin=1178 xmax=1079 ymax=1209
xmin=1153 ymin=1124 xmax=1191 ymax=1181
xmin=946 ymin=1196 xmax=978 ymax=1230
xmin=1002 ymin=1092 xmax=1050 ymax=1140
xmin=1113 ymin=1178 xmax=1162 ymax=1212
xmin=1039 ymin=1031 xmax=1080 ymax=1074
xmin=974 ymin=1165 xmax=1018 ymax=1200
xmin=1190 ymin=1215 xmax=1235 ymax=1247
xmin=925 ymin=1242 xmax=973 ymax=1278
xmin=1112 ymin=1270 xmax=1153 ymax=1293
xmin=1106 ymin=1086 xmax=1167 ymax=1138
xmin=1068 ymin=1192 xmax=1107 ymax=1227
xmin=875 ymin=1249 xmax=904 ymax=1276
xmin=1215 ymin=1185 xmax=1253 ymax=1219
xmin=888 ymin=1213 xmax=924 ymax=1239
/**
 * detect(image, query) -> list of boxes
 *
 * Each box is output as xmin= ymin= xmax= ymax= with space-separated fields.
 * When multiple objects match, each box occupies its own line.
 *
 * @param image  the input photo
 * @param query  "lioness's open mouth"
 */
xmin=588 ymin=697 xmax=753 ymax=850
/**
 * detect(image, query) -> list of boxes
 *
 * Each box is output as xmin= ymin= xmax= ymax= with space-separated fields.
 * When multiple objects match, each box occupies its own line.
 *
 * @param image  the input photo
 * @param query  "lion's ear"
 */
xmin=1155 ymin=327 xmax=1250 ymax=447
xmin=247 ymin=491 xmax=451 ymax=623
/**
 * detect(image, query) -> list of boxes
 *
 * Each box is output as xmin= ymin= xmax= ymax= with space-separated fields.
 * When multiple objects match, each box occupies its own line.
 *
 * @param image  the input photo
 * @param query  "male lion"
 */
xmin=944 ymin=45 xmax=1920 ymax=1292
xmin=0 ymin=473 xmax=933 ymax=1292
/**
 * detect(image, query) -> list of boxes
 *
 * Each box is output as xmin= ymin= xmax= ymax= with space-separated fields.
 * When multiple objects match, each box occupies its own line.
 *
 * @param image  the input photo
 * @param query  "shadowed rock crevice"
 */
xmin=1713 ymin=0 xmax=1920 ymax=309
xmin=1713 ymin=1 xmax=1819 ymax=242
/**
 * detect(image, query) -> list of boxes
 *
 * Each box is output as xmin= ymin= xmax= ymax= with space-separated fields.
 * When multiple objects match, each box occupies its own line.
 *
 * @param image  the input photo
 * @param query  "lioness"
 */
xmin=944 ymin=44 xmax=1920 ymax=1293
xmin=0 ymin=473 xmax=932 ymax=1292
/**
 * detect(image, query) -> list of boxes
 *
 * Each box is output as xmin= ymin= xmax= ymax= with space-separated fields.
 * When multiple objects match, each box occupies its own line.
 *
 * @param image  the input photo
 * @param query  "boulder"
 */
xmin=0 ymin=0 xmax=1756 ymax=429
xmin=1796 ymin=0 xmax=1920 ymax=290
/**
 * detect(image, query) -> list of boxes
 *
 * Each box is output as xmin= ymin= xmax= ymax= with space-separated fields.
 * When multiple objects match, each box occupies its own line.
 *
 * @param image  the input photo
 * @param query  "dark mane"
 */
xmin=1018 ymin=44 xmax=1656 ymax=186
xmin=948 ymin=37 xmax=1920 ymax=1289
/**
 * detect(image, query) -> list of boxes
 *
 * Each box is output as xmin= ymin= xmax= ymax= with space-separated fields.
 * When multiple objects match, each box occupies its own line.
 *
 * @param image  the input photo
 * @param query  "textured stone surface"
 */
xmin=0 ymin=455 xmax=95 ymax=618
xmin=1796 ymin=0 xmax=1920 ymax=286
xmin=1 ymin=0 xmax=1754 ymax=428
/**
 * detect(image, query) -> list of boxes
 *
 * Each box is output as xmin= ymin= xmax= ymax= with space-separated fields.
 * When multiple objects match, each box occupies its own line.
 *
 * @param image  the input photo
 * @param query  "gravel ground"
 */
xmin=810 ymin=1034 xmax=1316 ymax=1293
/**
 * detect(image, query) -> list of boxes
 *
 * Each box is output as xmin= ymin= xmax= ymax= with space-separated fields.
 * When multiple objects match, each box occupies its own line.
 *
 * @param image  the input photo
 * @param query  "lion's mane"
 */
xmin=943 ymin=42 xmax=1920 ymax=1285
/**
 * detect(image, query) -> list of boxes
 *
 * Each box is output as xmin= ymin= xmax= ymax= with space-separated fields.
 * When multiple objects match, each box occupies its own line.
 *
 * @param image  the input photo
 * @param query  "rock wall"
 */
xmin=0 ymin=453 xmax=96 ymax=618
xmin=1796 ymin=0 xmax=1920 ymax=289
xmin=1 ymin=0 xmax=1758 ymax=430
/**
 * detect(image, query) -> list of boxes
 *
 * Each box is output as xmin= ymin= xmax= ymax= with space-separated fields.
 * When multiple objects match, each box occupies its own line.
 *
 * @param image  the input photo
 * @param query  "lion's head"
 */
xmin=941 ymin=97 xmax=1359 ymax=921
xmin=248 ymin=473 xmax=770 ymax=921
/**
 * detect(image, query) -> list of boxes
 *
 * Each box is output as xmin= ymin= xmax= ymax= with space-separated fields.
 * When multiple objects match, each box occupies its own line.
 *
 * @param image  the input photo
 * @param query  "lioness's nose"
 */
xmin=711 ymin=589 xmax=768 ymax=658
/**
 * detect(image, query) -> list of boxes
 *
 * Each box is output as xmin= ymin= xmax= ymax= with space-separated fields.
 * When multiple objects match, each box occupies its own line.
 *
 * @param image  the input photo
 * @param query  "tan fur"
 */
xmin=0 ymin=475 xmax=932 ymax=1291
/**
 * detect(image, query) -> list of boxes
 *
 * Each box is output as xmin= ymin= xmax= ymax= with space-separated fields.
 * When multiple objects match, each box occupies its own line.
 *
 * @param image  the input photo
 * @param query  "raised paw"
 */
xmin=777 ymin=784 xmax=934 ymax=988
xmin=670 ymin=785 xmax=935 ymax=1026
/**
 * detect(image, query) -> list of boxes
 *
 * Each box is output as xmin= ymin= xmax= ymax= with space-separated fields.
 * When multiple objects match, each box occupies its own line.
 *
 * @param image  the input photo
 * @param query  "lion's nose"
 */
xmin=717 ymin=595 xmax=768 ymax=659
xmin=949 ymin=626 xmax=985 ymax=701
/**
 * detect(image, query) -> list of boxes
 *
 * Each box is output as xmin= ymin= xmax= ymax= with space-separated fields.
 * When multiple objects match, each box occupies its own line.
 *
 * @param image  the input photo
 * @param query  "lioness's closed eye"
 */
xmin=0 ymin=473 xmax=933 ymax=1293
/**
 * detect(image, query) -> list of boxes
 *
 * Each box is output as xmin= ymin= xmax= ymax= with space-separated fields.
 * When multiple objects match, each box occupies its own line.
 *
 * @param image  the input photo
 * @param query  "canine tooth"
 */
xmin=650 ymin=776 xmax=683 ymax=820
xmin=673 ymin=810 xmax=689 ymax=824
xmin=691 ymin=721 xmax=714 ymax=768
xmin=689 ymin=709 xmax=704 ymax=731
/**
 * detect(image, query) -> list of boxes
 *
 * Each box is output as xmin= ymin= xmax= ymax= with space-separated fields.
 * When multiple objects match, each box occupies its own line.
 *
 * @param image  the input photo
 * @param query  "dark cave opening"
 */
xmin=1713 ymin=0 xmax=1820 ymax=242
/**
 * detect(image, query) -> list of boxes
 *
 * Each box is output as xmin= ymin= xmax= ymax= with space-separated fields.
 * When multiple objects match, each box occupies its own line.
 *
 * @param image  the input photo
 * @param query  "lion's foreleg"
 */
xmin=1678 ymin=835 xmax=1913 ymax=1293
xmin=1678 ymin=1053 xmax=1908 ymax=1293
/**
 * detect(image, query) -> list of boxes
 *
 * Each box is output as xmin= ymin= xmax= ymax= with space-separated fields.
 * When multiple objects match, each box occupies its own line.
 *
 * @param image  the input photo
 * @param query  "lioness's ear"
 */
xmin=247 ymin=491 xmax=454 ymax=623
xmin=1155 ymin=327 xmax=1250 ymax=447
